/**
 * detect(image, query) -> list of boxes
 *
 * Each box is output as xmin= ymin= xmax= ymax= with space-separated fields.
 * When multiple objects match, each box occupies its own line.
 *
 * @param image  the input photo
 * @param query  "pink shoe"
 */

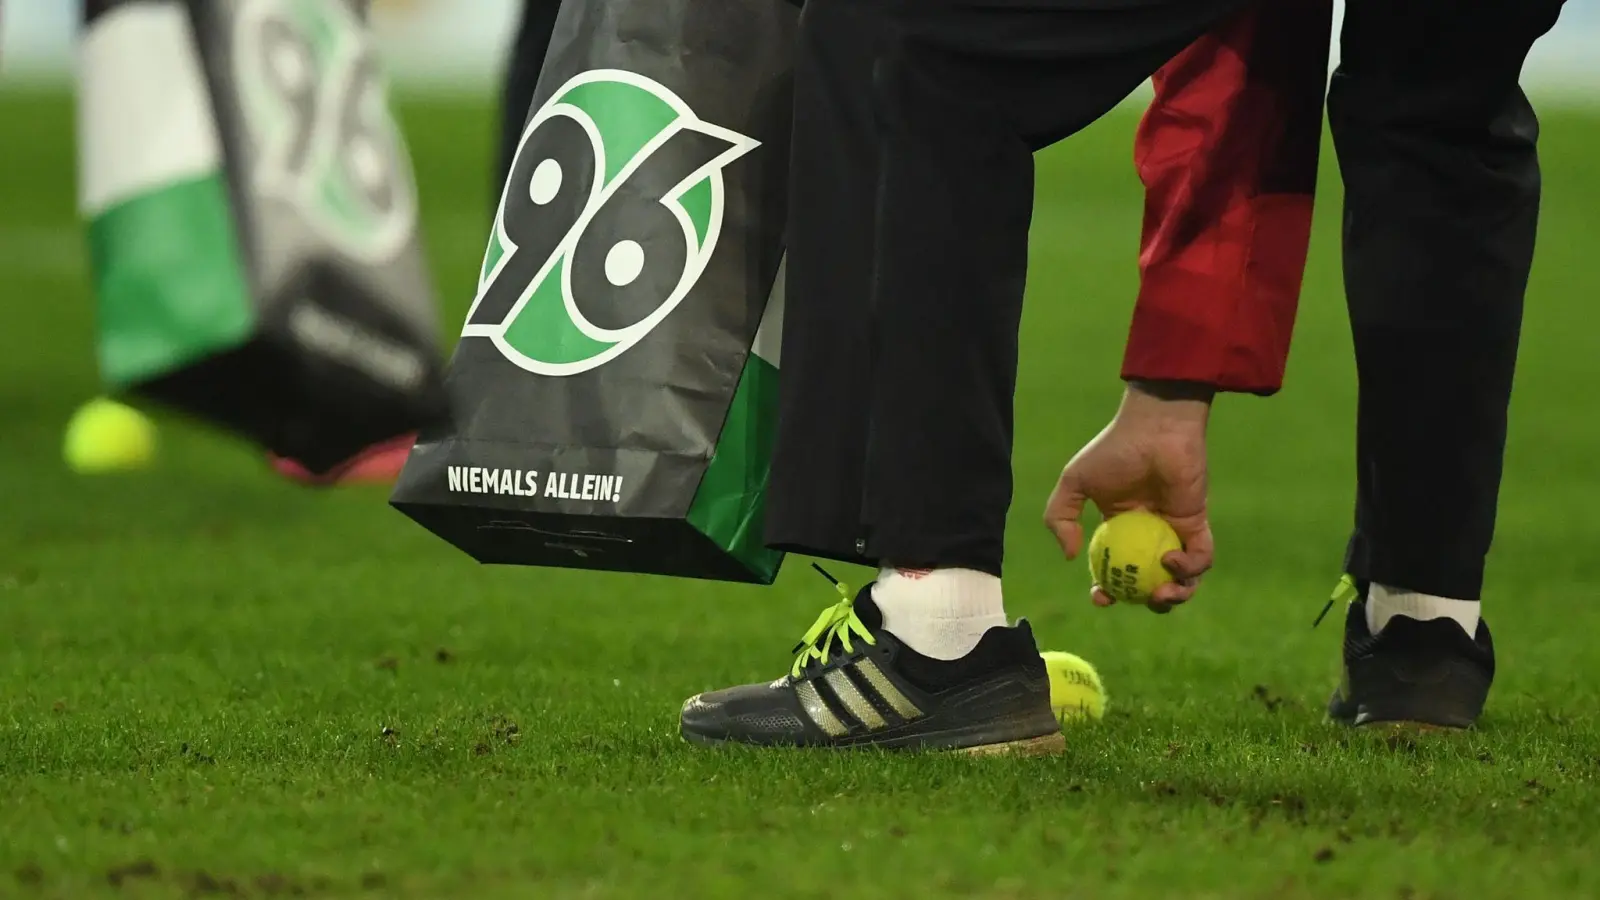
xmin=270 ymin=434 xmax=416 ymax=486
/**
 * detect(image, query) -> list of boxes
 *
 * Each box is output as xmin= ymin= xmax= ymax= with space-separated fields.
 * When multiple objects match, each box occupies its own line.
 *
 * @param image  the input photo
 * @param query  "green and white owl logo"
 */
xmin=461 ymin=69 xmax=761 ymax=376
xmin=234 ymin=0 xmax=418 ymax=263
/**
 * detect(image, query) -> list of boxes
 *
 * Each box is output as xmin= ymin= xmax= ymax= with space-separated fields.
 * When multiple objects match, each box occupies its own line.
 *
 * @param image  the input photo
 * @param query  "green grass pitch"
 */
xmin=4 ymin=89 xmax=1600 ymax=899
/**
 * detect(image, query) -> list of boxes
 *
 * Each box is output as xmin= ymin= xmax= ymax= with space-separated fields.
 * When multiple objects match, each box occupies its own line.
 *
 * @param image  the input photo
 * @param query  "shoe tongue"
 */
xmin=852 ymin=583 xmax=884 ymax=633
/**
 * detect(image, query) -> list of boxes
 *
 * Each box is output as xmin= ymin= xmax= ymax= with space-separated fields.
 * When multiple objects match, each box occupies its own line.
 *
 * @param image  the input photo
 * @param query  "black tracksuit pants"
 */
xmin=764 ymin=0 xmax=1246 ymax=577
xmin=761 ymin=0 xmax=1567 ymax=590
xmin=496 ymin=0 xmax=1568 ymax=596
xmin=1334 ymin=1 xmax=1566 ymax=601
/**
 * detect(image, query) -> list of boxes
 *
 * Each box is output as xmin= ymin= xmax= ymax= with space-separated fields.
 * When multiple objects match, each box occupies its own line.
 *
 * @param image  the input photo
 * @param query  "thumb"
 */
xmin=1044 ymin=470 xmax=1088 ymax=560
xmin=1162 ymin=514 xmax=1214 ymax=581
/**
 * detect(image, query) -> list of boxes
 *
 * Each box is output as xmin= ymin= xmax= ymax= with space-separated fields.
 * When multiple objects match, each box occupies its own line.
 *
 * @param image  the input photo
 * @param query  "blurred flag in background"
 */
xmin=1 ymin=0 xmax=1598 ymax=98
xmin=2 ymin=0 xmax=518 ymax=89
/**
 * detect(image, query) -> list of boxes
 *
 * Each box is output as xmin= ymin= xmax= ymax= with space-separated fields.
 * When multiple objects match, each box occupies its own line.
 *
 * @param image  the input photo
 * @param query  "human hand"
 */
xmin=1043 ymin=381 xmax=1216 ymax=613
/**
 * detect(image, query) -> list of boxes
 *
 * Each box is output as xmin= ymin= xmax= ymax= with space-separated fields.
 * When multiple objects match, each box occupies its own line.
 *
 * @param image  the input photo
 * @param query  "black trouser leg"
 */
xmin=496 ymin=0 xmax=563 ymax=190
xmin=1334 ymin=0 xmax=1567 ymax=601
xmin=762 ymin=0 xmax=886 ymax=569
xmin=766 ymin=0 xmax=1243 ymax=576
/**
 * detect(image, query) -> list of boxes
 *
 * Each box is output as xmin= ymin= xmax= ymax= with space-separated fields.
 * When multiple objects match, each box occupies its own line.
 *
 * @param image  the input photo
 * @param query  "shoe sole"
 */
xmin=1354 ymin=719 xmax=1468 ymax=734
xmin=956 ymin=731 xmax=1067 ymax=757
xmin=1328 ymin=691 xmax=1477 ymax=731
xmin=1328 ymin=711 xmax=1472 ymax=733
xmin=680 ymin=728 xmax=1067 ymax=756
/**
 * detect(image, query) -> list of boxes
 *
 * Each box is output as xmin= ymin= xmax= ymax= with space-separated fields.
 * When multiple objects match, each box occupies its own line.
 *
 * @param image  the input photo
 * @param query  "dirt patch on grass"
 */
xmin=1251 ymin=685 xmax=1286 ymax=713
xmin=42 ymin=864 xmax=379 ymax=897
xmin=106 ymin=859 xmax=159 ymax=887
xmin=13 ymin=863 xmax=43 ymax=888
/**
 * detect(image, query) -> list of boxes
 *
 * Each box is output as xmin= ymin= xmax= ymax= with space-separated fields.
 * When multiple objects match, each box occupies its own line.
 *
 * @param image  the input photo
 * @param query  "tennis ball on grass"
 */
xmin=1041 ymin=651 xmax=1106 ymax=724
xmin=1088 ymin=509 xmax=1183 ymax=605
xmin=63 ymin=398 xmax=156 ymax=473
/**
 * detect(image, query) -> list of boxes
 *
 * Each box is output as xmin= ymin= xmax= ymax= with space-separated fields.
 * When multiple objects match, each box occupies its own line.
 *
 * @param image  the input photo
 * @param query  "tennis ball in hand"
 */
xmin=63 ymin=398 xmax=157 ymax=473
xmin=1088 ymin=509 xmax=1182 ymax=605
xmin=1041 ymin=651 xmax=1106 ymax=724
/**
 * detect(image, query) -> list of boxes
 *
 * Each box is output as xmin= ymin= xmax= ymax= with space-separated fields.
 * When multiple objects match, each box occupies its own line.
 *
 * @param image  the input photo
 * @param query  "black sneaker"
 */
xmin=1325 ymin=580 xmax=1495 ymax=730
xmin=679 ymin=568 xmax=1064 ymax=755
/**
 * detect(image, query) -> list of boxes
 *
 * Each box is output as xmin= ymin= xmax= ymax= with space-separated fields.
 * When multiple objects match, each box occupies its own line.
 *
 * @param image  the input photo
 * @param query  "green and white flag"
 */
xmin=79 ymin=0 xmax=446 ymax=473
xmin=391 ymin=0 xmax=796 ymax=584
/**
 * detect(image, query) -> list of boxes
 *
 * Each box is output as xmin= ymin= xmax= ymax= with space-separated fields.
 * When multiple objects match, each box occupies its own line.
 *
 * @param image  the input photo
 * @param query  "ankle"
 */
xmin=1367 ymin=584 xmax=1480 ymax=636
xmin=872 ymin=567 xmax=1007 ymax=661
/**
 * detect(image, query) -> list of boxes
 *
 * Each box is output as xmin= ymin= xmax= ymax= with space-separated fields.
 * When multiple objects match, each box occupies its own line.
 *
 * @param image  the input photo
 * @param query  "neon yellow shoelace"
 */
xmin=789 ymin=570 xmax=874 ymax=679
xmin=1313 ymin=573 xmax=1361 ymax=627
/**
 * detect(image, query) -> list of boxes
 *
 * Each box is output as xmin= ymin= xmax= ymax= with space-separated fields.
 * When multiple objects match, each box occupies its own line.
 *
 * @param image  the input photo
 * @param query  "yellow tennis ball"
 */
xmin=63 ymin=398 xmax=157 ymax=473
xmin=1088 ymin=509 xmax=1182 ymax=605
xmin=1041 ymin=650 xmax=1106 ymax=724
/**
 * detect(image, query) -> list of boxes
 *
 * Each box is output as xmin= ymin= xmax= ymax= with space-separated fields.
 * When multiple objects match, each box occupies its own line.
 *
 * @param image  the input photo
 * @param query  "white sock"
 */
xmin=1366 ymin=583 xmax=1480 ymax=636
xmin=871 ymin=567 xmax=1008 ymax=660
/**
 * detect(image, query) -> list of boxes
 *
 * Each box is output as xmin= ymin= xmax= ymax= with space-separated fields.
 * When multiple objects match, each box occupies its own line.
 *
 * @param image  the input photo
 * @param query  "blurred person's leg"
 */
xmin=1328 ymin=0 xmax=1568 ymax=727
xmin=497 ymin=0 xmax=562 ymax=190
xmin=280 ymin=1 xmax=557 ymax=486
xmin=253 ymin=0 xmax=449 ymax=485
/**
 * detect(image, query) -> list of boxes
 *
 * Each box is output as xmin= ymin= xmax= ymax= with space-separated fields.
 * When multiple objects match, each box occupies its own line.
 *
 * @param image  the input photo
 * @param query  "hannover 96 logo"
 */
xmin=461 ymin=69 xmax=760 ymax=376
xmin=233 ymin=0 xmax=417 ymax=263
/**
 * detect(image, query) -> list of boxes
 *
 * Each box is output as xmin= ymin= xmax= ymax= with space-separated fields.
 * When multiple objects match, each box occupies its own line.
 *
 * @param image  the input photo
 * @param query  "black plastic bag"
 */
xmin=392 ymin=0 xmax=797 ymax=583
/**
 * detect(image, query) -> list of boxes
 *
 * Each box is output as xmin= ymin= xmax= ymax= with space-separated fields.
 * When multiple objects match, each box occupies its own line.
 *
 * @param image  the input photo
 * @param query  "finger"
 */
xmin=1147 ymin=600 xmax=1176 ymax=615
xmin=1152 ymin=579 xmax=1197 ymax=606
xmin=1163 ymin=523 xmax=1215 ymax=580
xmin=1163 ymin=549 xmax=1207 ymax=580
xmin=1053 ymin=520 xmax=1085 ymax=562
xmin=1091 ymin=587 xmax=1116 ymax=607
xmin=1044 ymin=472 xmax=1089 ymax=560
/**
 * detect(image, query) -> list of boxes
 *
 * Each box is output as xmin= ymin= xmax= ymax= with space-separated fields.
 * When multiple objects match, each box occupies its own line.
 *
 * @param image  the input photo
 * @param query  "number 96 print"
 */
xmin=461 ymin=69 xmax=763 ymax=377
xmin=233 ymin=0 xmax=419 ymax=265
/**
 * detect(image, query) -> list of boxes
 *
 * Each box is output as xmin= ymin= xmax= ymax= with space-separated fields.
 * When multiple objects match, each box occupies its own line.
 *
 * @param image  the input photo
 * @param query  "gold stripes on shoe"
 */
xmin=794 ymin=680 xmax=848 ymax=737
xmin=823 ymin=670 xmax=886 ymax=730
xmin=795 ymin=659 xmax=924 ymax=737
xmin=852 ymin=658 xmax=922 ymax=720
